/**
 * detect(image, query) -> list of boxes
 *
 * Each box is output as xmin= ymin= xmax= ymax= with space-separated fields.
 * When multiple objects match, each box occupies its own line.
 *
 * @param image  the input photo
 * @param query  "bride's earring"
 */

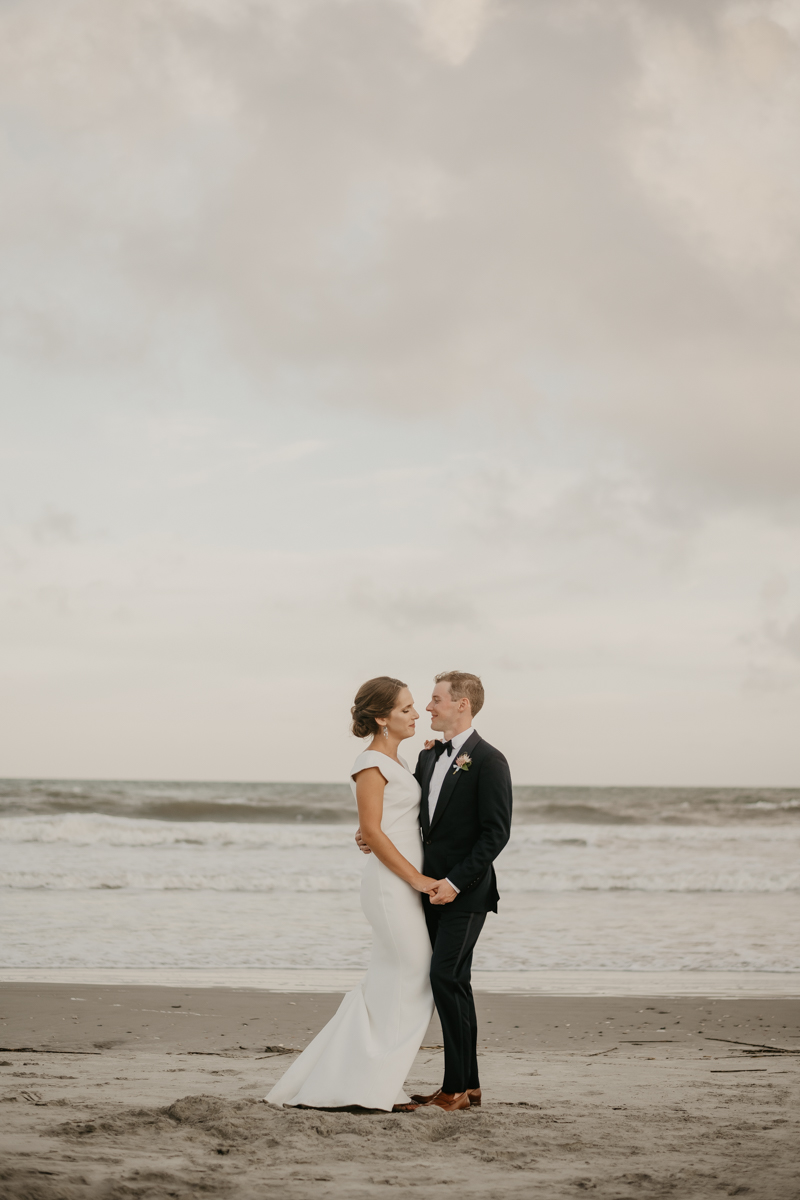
xmin=382 ymin=725 xmax=389 ymax=739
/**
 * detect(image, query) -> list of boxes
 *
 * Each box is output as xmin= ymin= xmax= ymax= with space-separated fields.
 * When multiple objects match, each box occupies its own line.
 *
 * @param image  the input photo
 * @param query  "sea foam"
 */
xmin=2 ymin=814 xmax=798 ymax=892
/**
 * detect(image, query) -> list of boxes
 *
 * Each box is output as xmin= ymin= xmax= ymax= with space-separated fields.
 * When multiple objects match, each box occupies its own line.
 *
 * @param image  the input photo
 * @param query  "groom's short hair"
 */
xmin=434 ymin=671 xmax=484 ymax=718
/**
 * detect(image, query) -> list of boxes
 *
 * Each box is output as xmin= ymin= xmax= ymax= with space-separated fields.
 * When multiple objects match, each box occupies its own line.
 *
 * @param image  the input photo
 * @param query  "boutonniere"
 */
xmin=453 ymin=753 xmax=472 ymax=774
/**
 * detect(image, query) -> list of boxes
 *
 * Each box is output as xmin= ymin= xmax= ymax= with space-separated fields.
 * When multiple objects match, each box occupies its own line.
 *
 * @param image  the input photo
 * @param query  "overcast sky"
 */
xmin=1 ymin=0 xmax=799 ymax=785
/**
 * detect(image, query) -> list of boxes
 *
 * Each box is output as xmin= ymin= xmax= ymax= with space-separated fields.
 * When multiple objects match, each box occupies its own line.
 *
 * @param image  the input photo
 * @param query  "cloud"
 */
xmin=350 ymin=576 xmax=479 ymax=630
xmin=624 ymin=3 xmax=800 ymax=272
xmin=746 ymin=564 xmax=800 ymax=680
xmin=773 ymin=612 xmax=800 ymax=660
xmin=31 ymin=507 xmax=79 ymax=545
xmin=272 ymin=439 xmax=327 ymax=463
xmin=0 ymin=0 xmax=796 ymax=504
xmin=2 ymin=0 xmax=800 ymax=782
xmin=413 ymin=0 xmax=494 ymax=65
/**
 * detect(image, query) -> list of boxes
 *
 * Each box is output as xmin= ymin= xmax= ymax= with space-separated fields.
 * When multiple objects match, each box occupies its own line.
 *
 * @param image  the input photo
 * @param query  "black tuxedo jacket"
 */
xmin=414 ymin=731 xmax=512 ymax=914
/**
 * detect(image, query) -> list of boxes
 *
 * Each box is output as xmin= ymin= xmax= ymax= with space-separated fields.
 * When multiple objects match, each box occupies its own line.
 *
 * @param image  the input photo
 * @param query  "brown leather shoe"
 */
xmin=429 ymin=1090 xmax=470 ymax=1111
xmin=410 ymin=1088 xmax=481 ymax=1107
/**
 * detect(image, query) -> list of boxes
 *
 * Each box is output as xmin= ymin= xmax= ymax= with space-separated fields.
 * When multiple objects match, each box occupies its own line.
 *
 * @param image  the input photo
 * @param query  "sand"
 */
xmin=1 ymin=984 xmax=799 ymax=1199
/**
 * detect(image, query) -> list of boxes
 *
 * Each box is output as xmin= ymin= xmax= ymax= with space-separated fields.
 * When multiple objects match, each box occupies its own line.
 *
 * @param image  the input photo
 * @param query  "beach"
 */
xmin=1 ymin=982 xmax=799 ymax=1199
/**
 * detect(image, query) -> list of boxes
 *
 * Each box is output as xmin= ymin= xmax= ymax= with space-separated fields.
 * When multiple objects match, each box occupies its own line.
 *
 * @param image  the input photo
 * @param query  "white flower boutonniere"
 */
xmin=453 ymin=753 xmax=472 ymax=775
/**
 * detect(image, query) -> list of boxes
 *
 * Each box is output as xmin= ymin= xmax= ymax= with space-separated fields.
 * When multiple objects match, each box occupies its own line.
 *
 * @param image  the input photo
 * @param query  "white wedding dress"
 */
xmin=265 ymin=751 xmax=434 ymax=1110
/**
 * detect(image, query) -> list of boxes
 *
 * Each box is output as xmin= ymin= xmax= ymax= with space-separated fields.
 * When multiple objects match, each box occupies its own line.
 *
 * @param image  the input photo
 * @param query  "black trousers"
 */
xmin=424 ymin=904 xmax=487 ymax=1093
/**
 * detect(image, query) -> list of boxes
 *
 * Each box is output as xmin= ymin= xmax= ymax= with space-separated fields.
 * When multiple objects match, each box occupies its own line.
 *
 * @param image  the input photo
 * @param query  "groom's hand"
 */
xmin=429 ymin=879 xmax=457 ymax=905
xmin=355 ymin=827 xmax=372 ymax=855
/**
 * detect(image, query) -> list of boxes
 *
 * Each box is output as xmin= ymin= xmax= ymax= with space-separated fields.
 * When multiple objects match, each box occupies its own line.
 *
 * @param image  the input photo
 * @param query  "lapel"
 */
xmin=419 ymin=748 xmax=437 ymax=836
xmin=429 ymin=730 xmax=481 ymax=834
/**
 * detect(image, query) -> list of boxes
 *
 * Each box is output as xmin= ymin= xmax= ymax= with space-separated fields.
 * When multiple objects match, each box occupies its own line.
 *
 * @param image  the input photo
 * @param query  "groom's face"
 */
xmin=427 ymin=681 xmax=463 ymax=732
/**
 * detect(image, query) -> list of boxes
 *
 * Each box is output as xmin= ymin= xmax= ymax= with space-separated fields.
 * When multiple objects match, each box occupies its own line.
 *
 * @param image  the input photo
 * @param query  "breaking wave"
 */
xmin=2 ymin=814 xmax=798 ymax=893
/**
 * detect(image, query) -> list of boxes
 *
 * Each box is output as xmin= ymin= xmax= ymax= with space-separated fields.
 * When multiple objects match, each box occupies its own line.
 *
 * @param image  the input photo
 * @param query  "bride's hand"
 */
xmin=423 ymin=739 xmax=437 ymax=751
xmin=355 ymin=825 xmax=371 ymax=854
xmin=413 ymin=874 xmax=438 ymax=894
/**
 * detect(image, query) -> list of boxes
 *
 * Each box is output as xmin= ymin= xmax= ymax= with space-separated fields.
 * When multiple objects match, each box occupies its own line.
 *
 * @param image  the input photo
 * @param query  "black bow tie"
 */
xmin=434 ymin=740 xmax=453 ymax=759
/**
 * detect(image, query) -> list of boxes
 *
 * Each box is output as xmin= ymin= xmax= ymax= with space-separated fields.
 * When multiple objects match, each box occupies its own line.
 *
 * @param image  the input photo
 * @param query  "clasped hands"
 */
xmin=354 ymin=827 xmax=457 ymax=905
xmin=426 ymin=877 xmax=458 ymax=905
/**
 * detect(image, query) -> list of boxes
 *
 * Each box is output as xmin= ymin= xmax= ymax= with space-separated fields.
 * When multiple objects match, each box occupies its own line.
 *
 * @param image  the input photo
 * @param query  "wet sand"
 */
xmin=1 ymin=984 xmax=799 ymax=1198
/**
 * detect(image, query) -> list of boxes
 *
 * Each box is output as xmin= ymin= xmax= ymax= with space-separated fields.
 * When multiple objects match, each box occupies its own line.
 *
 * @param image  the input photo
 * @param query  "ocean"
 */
xmin=1 ymin=779 xmax=799 ymax=976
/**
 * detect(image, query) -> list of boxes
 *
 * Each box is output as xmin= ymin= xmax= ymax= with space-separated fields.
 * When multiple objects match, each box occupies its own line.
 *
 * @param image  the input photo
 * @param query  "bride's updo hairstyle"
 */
xmin=351 ymin=676 xmax=407 ymax=739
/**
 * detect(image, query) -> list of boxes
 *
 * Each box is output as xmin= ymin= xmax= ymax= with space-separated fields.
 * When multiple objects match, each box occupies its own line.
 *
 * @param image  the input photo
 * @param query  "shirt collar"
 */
xmin=450 ymin=727 xmax=474 ymax=755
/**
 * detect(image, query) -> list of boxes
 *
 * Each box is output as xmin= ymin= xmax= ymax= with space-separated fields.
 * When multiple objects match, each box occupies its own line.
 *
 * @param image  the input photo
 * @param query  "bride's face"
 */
xmin=384 ymin=687 xmax=419 ymax=742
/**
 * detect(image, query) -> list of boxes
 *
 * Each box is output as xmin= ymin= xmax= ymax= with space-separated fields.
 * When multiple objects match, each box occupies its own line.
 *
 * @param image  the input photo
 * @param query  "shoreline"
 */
xmin=1 ymin=983 xmax=798 ymax=1198
xmin=1 ymin=967 xmax=798 ymax=997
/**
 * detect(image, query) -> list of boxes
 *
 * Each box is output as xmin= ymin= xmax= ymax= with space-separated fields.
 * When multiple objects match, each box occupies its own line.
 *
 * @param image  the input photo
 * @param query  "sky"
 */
xmin=1 ymin=0 xmax=799 ymax=785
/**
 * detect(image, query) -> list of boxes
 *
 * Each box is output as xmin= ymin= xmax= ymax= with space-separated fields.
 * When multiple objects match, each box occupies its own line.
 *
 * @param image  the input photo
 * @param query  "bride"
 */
xmin=265 ymin=676 xmax=436 ymax=1111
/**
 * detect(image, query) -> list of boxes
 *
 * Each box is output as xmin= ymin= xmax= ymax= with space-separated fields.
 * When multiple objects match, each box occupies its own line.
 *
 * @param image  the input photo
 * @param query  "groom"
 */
xmin=359 ymin=670 xmax=512 ymax=1111
xmin=412 ymin=671 xmax=512 ymax=1110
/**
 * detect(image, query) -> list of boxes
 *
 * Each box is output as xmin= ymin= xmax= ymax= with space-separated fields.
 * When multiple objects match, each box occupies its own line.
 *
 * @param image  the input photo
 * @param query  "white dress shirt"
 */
xmin=427 ymin=727 xmax=474 ymax=895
